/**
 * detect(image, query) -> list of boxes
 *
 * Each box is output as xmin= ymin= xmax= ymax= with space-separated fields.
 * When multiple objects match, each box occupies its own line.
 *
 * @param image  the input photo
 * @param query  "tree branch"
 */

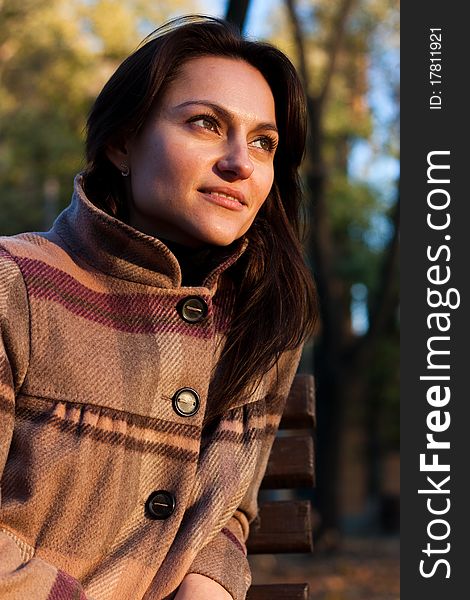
xmin=318 ymin=0 xmax=356 ymax=113
xmin=285 ymin=0 xmax=309 ymax=92
xmin=285 ymin=0 xmax=350 ymax=350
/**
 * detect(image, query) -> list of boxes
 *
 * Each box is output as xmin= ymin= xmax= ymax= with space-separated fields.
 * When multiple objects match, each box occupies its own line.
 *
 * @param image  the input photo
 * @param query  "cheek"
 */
xmin=150 ymin=138 xmax=200 ymax=187
xmin=132 ymin=139 xmax=189 ymax=195
xmin=147 ymin=137 xmax=178 ymax=174
xmin=254 ymin=166 xmax=275 ymax=208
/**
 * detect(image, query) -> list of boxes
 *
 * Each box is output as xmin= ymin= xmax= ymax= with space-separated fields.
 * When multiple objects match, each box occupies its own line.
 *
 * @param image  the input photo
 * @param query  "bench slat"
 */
xmin=247 ymin=500 xmax=313 ymax=554
xmin=247 ymin=374 xmax=315 ymax=596
xmin=262 ymin=435 xmax=314 ymax=489
xmin=247 ymin=583 xmax=309 ymax=600
xmin=280 ymin=374 xmax=315 ymax=429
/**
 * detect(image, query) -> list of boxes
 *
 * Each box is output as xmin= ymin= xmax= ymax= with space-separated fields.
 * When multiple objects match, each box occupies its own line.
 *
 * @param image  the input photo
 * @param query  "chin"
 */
xmin=189 ymin=226 xmax=243 ymax=248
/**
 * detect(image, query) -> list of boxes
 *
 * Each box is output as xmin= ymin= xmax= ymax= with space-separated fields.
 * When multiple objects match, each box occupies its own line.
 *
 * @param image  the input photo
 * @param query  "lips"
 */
xmin=199 ymin=187 xmax=246 ymax=206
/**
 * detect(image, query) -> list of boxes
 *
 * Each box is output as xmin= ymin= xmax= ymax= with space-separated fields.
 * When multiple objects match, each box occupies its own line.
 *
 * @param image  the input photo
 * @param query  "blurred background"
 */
xmin=0 ymin=0 xmax=399 ymax=597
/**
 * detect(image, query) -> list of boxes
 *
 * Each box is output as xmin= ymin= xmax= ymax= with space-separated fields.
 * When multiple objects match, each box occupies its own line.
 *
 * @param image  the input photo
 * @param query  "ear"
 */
xmin=105 ymin=140 xmax=129 ymax=172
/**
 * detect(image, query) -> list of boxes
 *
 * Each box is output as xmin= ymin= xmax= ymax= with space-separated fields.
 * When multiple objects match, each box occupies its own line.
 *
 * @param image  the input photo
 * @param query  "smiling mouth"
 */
xmin=199 ymin=189 xmax=245 ymax=206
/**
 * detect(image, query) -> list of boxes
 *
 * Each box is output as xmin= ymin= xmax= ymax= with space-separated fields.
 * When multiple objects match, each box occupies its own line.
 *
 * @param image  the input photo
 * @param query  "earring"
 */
xmin=120 ymin=163 xmax=130 ymax=177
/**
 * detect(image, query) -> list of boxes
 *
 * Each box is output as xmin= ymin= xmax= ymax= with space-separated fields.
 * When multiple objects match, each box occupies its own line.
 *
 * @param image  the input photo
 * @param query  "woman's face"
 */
xmin=109 ymin=56 xmax=279 ymax=247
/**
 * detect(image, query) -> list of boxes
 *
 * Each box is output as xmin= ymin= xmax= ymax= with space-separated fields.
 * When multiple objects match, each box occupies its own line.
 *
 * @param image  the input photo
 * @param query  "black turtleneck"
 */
xmin=159 ymin=238 xmax=237 ymax=287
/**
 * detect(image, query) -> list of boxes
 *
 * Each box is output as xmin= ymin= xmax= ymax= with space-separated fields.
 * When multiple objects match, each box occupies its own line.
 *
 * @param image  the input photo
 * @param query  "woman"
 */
xmin=0 ymin=15 xmax=316 ymax=600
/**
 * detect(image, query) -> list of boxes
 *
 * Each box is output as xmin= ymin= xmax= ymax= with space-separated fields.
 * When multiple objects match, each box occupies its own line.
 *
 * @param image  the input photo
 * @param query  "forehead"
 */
xmin=162 ymin=56 xmax=276 ymax=123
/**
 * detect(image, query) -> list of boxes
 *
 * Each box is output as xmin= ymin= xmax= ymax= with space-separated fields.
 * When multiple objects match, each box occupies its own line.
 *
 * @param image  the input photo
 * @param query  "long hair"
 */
xmin=84 ymin=15 xmax=317 ymax=417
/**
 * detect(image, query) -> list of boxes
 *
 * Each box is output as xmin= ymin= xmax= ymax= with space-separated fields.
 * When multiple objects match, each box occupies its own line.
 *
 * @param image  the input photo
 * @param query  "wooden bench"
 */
xmin=246 ymin=374 xmax=316 ymax=600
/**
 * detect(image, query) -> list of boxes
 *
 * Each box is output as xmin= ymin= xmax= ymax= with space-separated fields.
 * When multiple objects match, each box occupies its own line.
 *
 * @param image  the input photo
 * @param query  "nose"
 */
xmin=216 ymin=139 xmax=254 ymax=180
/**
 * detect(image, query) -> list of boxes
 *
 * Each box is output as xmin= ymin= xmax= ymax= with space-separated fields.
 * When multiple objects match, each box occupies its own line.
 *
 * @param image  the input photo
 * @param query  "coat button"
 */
xmin=177 ymin=296 xmax=208 ymax=323
xmin=146 ymin=491 xmax=176 ymax=520
xmin=172 ymin=387 xmax=200 ymax=417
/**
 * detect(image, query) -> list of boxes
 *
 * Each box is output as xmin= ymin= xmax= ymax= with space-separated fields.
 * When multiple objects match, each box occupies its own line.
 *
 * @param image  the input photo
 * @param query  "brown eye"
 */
xmin=252 ymin=136 xmax=276 ymax=152
xmin=190 ymin=115 xmax=219 ymax=133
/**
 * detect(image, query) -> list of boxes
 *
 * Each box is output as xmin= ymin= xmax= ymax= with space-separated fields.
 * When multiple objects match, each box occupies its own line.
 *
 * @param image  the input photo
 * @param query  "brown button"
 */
xmin=145 ymin=490 xmax=176 ymax=520
xmin=172 ymin=387 xmax=200 ymax=417
xmin=177 ymin=296 xmax=208 ymax=323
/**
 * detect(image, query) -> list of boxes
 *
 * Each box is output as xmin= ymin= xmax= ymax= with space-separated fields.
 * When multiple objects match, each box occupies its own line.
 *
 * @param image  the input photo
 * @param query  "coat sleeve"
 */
xmin=0 ymin=248 xmax=89 ymax=600
xmin=185 ymin=345 xmax=304 ymax=600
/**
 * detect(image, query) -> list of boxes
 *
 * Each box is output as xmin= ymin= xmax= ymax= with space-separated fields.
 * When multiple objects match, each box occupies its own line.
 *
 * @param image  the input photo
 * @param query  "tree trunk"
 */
xmin=225 ymin=0 xmax=251 ymax=32
xmin=285 ymin=0 xmax=399 ymax=539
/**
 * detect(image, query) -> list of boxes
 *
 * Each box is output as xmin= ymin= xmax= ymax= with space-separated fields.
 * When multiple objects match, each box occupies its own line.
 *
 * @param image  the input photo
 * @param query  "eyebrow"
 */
xmin=174 ymin=100 xmax=279 ymax=135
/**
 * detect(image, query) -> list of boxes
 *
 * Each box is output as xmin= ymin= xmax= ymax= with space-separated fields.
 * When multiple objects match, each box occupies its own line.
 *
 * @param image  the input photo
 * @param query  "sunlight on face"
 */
xmin=113 ymin=56 xmax=279 ymax=247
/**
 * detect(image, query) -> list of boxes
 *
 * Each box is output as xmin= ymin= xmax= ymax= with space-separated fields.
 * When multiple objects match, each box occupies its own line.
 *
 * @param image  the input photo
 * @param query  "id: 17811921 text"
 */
xmin=429 ymin=28 xmax=443 ymax=110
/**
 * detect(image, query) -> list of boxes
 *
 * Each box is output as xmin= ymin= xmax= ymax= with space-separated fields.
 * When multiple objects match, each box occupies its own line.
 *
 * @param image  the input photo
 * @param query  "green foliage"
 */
xmin=325 ymin=174 xmax=383 ymax=285
xmin=0 ymin=0 xmax=201 ymax=235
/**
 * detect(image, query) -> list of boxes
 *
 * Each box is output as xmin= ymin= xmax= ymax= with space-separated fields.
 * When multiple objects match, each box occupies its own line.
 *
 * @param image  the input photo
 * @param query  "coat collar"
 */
xmin=48 ymin=174 xmax=249 ymax=289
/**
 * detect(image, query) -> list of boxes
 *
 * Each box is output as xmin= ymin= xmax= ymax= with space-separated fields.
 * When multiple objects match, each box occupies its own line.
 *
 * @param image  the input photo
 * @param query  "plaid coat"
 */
xmin=0 ymin=176 xmax=302 ymax=600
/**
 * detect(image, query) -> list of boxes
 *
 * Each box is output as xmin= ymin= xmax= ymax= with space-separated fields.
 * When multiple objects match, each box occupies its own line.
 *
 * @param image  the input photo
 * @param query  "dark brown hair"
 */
xmin=84 ymin=15 xmax=317 ymax=418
